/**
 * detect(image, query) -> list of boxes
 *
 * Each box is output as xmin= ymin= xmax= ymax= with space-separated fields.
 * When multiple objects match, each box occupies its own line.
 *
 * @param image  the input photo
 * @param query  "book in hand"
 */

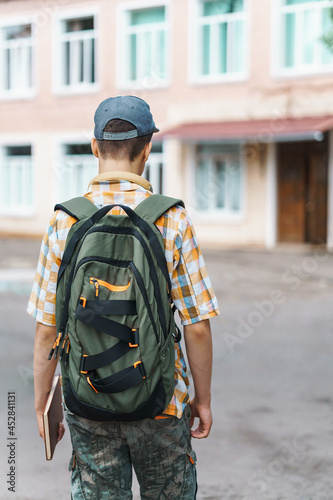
xmin=42 ymin=374 xmax=63 ymax=461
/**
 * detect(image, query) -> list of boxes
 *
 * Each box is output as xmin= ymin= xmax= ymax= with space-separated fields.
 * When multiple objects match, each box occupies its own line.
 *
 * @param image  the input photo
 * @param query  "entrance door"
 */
xmin=278 ymin=143 xmax=306 ymax=242
xmin=277 ymin=140 xmax=328 ymax=244
xmin=306 ymin=154 xmax=328 ymax=243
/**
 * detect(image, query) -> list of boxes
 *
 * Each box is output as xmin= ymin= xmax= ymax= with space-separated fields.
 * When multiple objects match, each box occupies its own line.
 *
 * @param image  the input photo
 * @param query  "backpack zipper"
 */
xmin=74 ymin=256 xmax=131 ymax=280
xmin=90 ymin=277 xmax=131 ymax=297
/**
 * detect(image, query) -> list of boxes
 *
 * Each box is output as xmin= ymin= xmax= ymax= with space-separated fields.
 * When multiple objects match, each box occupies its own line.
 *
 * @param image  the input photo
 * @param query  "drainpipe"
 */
xmin=327 ymin=130 xmax=333 ymax=251
xmin=265 ymin=142 xmax=277 ymax=249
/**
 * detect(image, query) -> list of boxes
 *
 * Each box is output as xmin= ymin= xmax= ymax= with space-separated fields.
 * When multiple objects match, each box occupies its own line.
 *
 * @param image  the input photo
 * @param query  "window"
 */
xmin=195 ymin=0 xmax=246 ymax=80
xmin=194 ymin=144 xmax=243 ymax=215
xmin=57 ymin=14 xmax=97 ymax=91
xmin=56 ymin=143 xmax=97 ymax=200
xmin=280 ymin=0 xmax=333 ymax=72
xmin=0 ymin=23 xmax=35 ymax=97
xmin=0 ymin=145 xmax=34 ymax=214
xmin=143 ymin=143 xmax=164 ymax=194
xmin=120 ymin=4 xmax=168 ymax=88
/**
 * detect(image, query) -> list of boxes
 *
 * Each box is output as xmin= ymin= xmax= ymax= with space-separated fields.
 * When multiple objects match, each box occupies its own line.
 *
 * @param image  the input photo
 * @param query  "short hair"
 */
xmin=96 ymin=119 xmax=153 ymax=162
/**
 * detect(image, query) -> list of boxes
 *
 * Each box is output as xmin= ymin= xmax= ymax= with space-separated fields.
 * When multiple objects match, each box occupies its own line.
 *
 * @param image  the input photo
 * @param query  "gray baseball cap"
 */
xmin=94 ymin=95 xmax=159 ymax=141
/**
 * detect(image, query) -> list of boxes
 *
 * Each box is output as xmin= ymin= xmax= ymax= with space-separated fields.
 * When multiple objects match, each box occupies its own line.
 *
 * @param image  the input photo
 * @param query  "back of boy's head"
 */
xmin=94 ymin=96 xmax=159 ymax=162
xmin=97 ymin=119 xmax=153 ymax=162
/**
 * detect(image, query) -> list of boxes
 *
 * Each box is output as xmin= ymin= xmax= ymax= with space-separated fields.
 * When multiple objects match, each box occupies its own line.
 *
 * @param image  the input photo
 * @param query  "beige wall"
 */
xmin=0 ymin=0 xmax=332 ymax=243
xmin=1 ymin=0 xmax=332 ymax=132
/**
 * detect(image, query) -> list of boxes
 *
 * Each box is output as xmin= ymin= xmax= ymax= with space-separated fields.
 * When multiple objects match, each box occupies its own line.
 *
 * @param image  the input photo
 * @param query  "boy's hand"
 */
xmin=189 ymin=398 xmax=212 ymax=439
xmin=37 ymin=412 xmax=65 ymax=443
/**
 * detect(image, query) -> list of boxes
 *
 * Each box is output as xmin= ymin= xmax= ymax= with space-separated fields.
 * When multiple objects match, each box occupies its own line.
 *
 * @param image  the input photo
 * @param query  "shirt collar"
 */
xmin=88 ymin=171 xmax=153 ymax=192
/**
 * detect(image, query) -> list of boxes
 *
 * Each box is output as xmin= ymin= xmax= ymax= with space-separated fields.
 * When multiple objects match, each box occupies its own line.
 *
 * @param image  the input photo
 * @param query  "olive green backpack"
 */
xmin=50 ymin=194 xmax=184 ymax=421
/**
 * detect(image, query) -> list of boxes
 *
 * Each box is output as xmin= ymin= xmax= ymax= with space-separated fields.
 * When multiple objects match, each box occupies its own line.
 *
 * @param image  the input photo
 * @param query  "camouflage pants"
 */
xmin=65 ymin=405 xmax=197 ymax=499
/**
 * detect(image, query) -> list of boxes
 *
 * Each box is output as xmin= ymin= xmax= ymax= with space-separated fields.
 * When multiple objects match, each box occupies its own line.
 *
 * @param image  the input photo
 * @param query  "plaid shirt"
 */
xmin=28 ymin=176 xmax=220 ymax=418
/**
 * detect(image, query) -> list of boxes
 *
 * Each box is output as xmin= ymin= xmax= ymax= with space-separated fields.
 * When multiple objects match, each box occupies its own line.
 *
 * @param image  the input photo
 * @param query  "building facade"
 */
xmin=0 ymin=0 xmax=333 ymax=248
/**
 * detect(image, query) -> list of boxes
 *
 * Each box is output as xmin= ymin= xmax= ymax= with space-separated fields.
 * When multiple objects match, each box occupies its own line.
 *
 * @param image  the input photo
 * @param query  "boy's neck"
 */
xmin=98 ymin=158 xmax=144 ymax=176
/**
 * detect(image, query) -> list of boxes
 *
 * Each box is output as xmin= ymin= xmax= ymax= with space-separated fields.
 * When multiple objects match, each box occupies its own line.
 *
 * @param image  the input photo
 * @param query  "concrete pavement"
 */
xmin=0 ymin=238 xmax=333 ymax=499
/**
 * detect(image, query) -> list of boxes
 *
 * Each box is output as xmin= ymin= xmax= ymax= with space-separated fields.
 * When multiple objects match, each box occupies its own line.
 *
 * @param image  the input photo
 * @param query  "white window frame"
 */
xmin=188 ymin=142 xmax=246 ymax=221
xmin=0 ymin=16 xmax=36 ymax=100
xmin=0 ymin=142 xmax=35 ymax=216
xmin=53 ymin=7 xmax=99 ymax=95
xmin=273 ymin=0 xmax=333 ymax=78
xmin=53 ymin=135 xmax=98 ymax=203
xmin=189 ymin=0 xmax=249 ymax=85
xmin=116 ymin=0 xmax=171 ymax=90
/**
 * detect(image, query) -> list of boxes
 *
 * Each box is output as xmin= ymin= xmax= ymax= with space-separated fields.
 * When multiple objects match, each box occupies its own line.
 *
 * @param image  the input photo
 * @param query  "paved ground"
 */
xmin=0 ymin=238 xmax=333 ymax=499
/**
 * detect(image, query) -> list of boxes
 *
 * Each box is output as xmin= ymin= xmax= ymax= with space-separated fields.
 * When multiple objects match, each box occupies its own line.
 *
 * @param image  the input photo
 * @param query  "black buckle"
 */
xmin=129 ymin=329 xmax=139 ymax=347
xmin=134 ymin=360 xmax=146 ymax=379
xmin=80 ymin=354 xmax=88 ymax=373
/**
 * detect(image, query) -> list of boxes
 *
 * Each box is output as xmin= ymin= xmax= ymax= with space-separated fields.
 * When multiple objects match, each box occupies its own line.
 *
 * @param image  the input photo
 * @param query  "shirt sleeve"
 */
xmin=27 ymin=210 xmax=75 ymax=326
xmin=156 ymin=207 xmax=220 ymax=326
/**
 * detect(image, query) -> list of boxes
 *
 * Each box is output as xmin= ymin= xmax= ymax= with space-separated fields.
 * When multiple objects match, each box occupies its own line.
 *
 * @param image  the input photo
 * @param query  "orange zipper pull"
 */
xmin=64 ymin=339 xmax=70 ymax=366
xmin=48 ymin=338 xmax=57 ymax=360
xmin=59 ymin=334 xmax=69 ymax=361
xmin=53 ymin=331 xmax=63 ymax=359
xmin=90 ymin=278 xmax=99 ymax=297
xmin=87 ymin=377 xmax=99 ymax=394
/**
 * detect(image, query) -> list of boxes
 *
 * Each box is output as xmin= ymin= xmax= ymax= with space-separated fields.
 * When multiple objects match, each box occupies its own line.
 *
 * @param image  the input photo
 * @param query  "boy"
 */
xmin=28 ymin=95 xmax=219 ymax=499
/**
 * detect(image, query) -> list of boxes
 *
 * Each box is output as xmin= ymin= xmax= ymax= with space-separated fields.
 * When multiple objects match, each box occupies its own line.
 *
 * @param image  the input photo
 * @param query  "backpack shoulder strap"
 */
xmin=134 ymin=194 xmax=185 ymax=223
xmin=54 ymin=196 xmax=98 ymax=220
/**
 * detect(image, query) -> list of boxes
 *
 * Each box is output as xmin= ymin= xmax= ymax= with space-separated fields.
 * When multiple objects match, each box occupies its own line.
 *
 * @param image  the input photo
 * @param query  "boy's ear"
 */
xmin=91 ymin=138 xmax=99 ymax=158
xmin=143 ymin=142 xmax=152 ymax=163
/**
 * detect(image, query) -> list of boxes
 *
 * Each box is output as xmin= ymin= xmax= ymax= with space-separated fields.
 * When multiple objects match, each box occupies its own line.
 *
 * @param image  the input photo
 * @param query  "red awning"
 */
xmin=162 ymin=115 xmax=333 ymax=142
